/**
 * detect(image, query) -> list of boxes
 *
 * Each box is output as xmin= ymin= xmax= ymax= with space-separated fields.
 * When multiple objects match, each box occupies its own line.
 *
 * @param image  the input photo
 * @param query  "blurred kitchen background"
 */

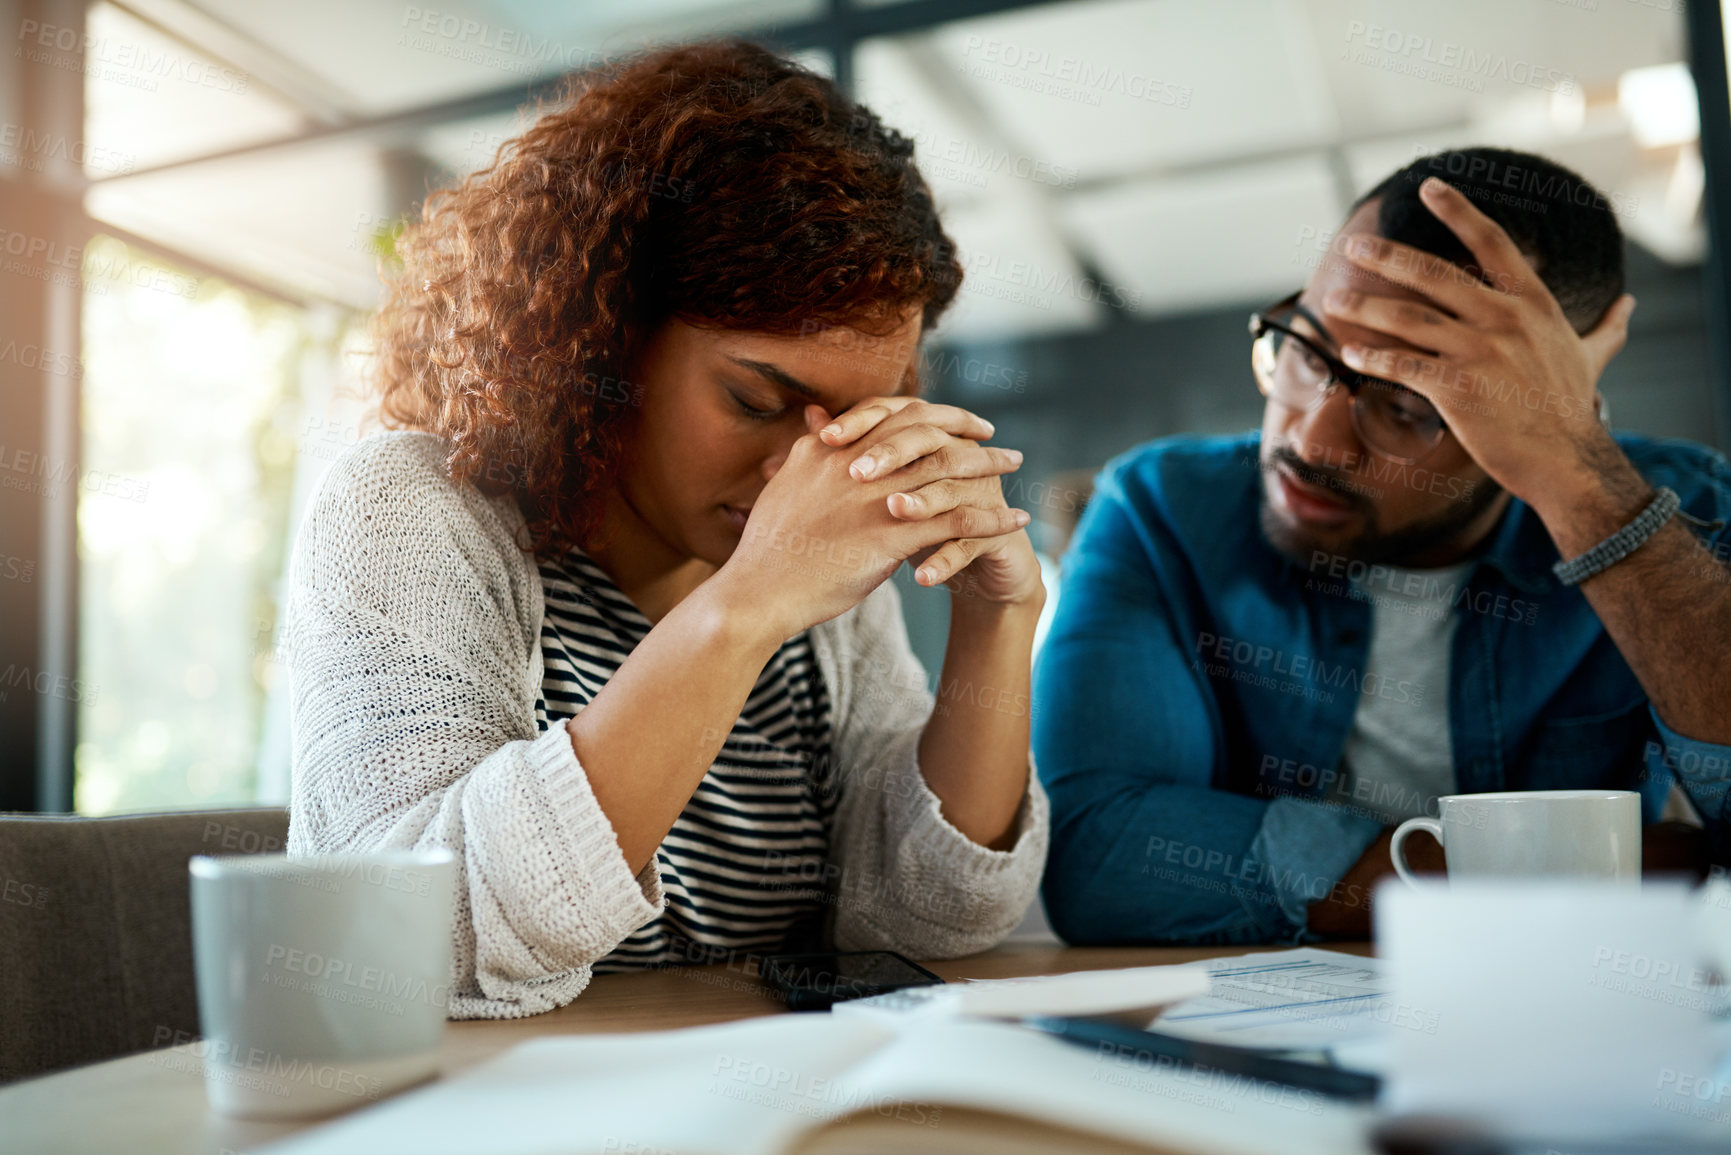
xmin=0 ymin=0 xmax=1723 ymax=814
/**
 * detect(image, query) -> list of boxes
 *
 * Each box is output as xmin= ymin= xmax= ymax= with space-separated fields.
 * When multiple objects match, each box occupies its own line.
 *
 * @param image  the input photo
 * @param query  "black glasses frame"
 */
xmin=1247 ymin=291 xmax=1449 ymax=465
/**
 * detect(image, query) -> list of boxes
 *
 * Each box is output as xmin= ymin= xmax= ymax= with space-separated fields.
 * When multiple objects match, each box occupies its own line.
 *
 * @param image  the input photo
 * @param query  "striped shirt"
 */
xmin=533 ymin=547 xmax=837 ymax=971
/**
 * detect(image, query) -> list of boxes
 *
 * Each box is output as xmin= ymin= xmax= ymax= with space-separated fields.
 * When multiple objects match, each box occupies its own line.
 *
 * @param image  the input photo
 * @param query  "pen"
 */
xmin=1370 ymin=1115 xmax=1731 ymax=1155
xmin=1023 ymin=1014 xmax=1383 ymax=1102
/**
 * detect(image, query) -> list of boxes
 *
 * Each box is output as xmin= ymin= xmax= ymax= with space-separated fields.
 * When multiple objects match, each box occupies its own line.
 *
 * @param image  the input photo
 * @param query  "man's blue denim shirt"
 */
xmin=1033 ymin=431 xmax=1731 ymax=946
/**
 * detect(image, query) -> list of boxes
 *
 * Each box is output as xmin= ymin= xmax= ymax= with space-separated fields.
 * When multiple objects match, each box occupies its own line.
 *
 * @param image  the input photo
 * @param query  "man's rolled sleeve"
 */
xmin=1246 ymin=797 xmax=1383 ymax=940
xmin=1645 ymin=708 xmax=1731 ymax=862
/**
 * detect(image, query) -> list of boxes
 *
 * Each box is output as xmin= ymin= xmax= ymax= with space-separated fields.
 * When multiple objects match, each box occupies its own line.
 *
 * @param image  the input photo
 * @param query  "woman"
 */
xmin=286 ymin=40 xmax=1049 ymax=1018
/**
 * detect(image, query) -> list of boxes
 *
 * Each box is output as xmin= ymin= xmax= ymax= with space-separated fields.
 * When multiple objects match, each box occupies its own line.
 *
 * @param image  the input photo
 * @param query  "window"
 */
xmin=74 ymin=235 xmax=356 ymax=813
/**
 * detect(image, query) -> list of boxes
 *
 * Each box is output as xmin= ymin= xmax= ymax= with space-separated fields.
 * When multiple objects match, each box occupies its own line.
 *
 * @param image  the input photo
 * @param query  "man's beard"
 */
xmin=1258 ymin=445 xmax=1504 ymax=567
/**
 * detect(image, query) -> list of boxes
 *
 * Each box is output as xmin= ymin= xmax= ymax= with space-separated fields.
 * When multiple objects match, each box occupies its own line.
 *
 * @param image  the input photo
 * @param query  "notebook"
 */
xmin=259 ymin=1011 xmax=1376 ymax=1155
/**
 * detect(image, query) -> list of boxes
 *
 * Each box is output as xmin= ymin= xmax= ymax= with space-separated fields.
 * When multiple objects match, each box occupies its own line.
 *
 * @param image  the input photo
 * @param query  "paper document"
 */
xmin=834 ymin=960 xmax=1211 ymax=1021
xmin=1378 ymin=881 xmax=1728 ymax=1141
xmin=1153 ymin=949 xmax=1400 ymax=1052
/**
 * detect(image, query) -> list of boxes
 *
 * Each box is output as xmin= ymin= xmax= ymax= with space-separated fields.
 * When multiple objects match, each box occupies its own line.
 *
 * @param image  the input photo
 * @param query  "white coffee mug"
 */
xmin=1389 ymin=789 xmax=1640 ymax=886
xmin=189 ymin=849 xmax=455 ymax=1119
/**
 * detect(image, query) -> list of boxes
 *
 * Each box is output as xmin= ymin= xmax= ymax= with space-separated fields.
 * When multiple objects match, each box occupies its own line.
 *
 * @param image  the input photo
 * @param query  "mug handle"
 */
xmin=1390 ymin=817 xmax=1445 ymax=887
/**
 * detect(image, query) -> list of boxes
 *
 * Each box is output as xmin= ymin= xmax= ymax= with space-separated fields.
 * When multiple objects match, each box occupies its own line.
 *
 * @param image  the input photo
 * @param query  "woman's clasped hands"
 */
xmin=722 ymin=397 xmax=1044 ymax=637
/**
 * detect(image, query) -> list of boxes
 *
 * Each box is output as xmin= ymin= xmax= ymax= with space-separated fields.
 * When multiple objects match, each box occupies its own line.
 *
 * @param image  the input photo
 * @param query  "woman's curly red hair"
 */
xmin=370 ymin=39 xmax=963 ymax=560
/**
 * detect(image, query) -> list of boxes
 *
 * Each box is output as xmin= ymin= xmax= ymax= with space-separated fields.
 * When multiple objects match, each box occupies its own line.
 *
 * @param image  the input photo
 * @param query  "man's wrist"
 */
xmin=1524 ymin=435 xmax=1654 ymax=559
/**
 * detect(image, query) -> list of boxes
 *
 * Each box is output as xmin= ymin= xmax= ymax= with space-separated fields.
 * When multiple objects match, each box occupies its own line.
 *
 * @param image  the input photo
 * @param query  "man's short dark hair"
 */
xmin=1354 ymin=147 xmax=1624 ymax=334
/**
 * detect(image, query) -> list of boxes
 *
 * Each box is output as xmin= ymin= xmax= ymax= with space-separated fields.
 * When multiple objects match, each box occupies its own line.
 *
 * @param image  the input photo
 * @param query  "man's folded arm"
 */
xmin=1033 ymin=464 xmax=1380 ymax=946
xmin=1645 ymin=709 xmax=1731 ymax=866
xmin=1622 ymin=451 xmax=1731 ymax=866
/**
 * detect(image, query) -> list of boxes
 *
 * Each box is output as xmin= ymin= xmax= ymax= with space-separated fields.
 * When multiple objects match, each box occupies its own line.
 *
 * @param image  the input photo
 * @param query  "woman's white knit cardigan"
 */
xmin=284 ymin=431 xmax=1050 ymax=1019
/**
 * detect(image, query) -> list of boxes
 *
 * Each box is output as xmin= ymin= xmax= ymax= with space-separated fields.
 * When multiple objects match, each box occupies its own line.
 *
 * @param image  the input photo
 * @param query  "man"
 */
xmin=1034 ymin=147 xmax=1731 ymax=944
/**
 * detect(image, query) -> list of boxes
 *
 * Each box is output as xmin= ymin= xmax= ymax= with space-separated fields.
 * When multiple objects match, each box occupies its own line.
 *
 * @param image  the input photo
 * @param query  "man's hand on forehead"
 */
xmin=1315 ymin=175 xmax=1635 ymax=507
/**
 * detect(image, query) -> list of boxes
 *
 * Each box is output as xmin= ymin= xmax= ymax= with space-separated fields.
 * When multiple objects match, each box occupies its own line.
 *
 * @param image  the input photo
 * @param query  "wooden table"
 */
xmin=0 ymin=941 xmax=1373 ymax=1155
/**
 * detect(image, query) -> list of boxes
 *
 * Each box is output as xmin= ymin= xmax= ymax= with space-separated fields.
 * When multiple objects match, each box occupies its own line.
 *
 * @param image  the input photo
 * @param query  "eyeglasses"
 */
xmin=1248 ymin=291 xmax=1448 ymax=465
